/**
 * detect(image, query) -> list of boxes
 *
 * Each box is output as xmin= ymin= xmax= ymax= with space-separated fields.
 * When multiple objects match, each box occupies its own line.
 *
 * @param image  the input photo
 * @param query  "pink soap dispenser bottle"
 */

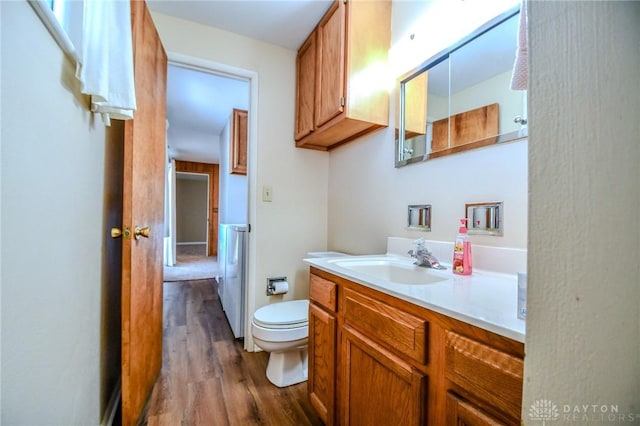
xmin=453 ymin=218 xmax=472 ymax=275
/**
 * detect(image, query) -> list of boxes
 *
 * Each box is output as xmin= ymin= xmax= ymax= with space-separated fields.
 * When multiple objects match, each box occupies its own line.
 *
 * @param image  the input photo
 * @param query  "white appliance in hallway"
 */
xmin=218 ymin=223 xmax=247 ymax=338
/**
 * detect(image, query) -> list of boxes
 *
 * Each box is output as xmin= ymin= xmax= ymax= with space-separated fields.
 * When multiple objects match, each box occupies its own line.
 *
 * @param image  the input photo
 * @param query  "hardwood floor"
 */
xmin=140 ymin=279 xmax=323 ymax=426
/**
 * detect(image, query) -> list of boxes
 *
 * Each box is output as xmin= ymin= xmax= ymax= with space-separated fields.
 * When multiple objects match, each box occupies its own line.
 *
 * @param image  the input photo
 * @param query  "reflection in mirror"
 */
xmin=424 ymin=59 xmax=451 ymax=154
xmin=401 ymin=72 xmax=428 ymax=159
xmin=446 ymin=13 xmax=524 ymax=154
xmin=397 ymin=58 xmax=449 ymax=165
xmin=465 ymin=202 xmax=503 ymax=236
xmin=407 ymin=204 xmax=431 ymax=231
xmin=396 ymin=7 xmax=526 ymax=167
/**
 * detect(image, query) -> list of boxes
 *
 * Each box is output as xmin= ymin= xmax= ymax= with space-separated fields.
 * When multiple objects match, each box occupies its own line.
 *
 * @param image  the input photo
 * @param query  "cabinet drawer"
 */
xmin=445 ymin=331 xmax=523 ymax=421
xmin=446 ymin=392 xmax=508 ymax=426
xmin=310 ymin=274 xmax=337 ymax=312
xmin=343 ymin=288 xmax=427 ymax=364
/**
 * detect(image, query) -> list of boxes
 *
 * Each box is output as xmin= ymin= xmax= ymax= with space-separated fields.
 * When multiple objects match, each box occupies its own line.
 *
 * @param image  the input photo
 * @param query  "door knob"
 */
xmin=111 ymin=227 xmax=131 ymax=239
xmin=134 ymin=226 xmax=151 ymax=240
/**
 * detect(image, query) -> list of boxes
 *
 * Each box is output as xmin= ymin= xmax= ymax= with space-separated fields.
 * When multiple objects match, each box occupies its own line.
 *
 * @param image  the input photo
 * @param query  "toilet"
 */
xmin=251 ymin=299 xmax=309 ymax=387
xmin=251 ymin=251 xmax=348 ymax=387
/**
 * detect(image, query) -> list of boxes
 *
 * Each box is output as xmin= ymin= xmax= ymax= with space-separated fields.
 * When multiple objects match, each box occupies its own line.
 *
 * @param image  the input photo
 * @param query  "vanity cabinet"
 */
xmin=342 ymin=288 xmax=427 ymax=425
xmin=308 ymin=267 xmax=524 ymax=425
xmin=444 ymin=330 xmax=523 ymax=424
xmin=309 ymin=275 xmax=338 ymax=425
xmin=342 ymin=326 xmax=426 ymax=426
xmin=294 ymin=0 xmax=391 ymax=150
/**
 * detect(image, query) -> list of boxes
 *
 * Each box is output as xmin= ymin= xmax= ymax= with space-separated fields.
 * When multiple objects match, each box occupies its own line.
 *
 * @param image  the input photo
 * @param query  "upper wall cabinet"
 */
xmin=231 ymin=108 xmax=248 ymax=175
xmin=295 ymin=0 xmax=392 ymax=151
xmin=396 ymin=8 xmax=527 ymax=167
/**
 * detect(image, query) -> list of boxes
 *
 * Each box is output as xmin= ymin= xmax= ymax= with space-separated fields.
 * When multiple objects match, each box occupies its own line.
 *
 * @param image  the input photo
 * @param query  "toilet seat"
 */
xmin=253 ymin=300 xmax=309 ymax=329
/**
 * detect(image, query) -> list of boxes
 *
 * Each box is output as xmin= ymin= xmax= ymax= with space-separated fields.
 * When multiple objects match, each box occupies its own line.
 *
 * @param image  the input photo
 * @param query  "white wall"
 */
xmin=328 ymin=1 xmax=527 ymax=256
xmin=524 ymin=1 xmax=640 ymax=421
xmin=150 ymin=12 xmax=330 ymax=349
xmin=219 ymin=114 xmax=248 ymax=224
xmin=1 ymin=1 xmax=121 ymax=423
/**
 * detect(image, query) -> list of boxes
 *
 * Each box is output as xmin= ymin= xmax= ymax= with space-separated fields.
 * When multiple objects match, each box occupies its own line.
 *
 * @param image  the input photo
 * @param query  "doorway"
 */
xmin=164 ymin=53 xmax=257 ymax=348
xmin=175 ymin=172 xmax=209 ymax=256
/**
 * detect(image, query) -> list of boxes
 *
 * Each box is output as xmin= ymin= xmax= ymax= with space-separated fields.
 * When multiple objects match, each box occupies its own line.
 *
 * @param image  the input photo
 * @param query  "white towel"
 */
xmin=510 ymin=0 xmax=528 ymax=90
xmin=76 ymin=0 xmax=136 ymax=126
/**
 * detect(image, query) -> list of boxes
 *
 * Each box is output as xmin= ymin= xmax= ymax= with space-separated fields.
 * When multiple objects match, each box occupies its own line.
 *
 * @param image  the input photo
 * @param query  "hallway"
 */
xmin=141 ymin=279 xmax=322 ymax=425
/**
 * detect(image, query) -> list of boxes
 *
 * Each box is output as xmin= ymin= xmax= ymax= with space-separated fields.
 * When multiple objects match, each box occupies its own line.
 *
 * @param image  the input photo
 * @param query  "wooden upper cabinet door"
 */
xmin=295 ymin=33 xmax=317 ymax=141
xmin=315 ymin=0 xmax=345 ymax=128
xmin=230 ymin=108 xmax=248 ymax=175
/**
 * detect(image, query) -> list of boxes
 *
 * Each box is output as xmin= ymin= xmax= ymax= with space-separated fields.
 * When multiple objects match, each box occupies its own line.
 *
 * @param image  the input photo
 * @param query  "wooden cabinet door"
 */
xmin=341 ymin=326 xmax=426 ymax=426
xmin=295 ymin=33 xmax=316 ymax=141
xmin=230 ymin=108 xmax=248 ymax=175
xmin=315 ymin=0 xmax=345 ymax=128
xmin=308 ymin=303 xmax=337 ymax=425
xmin=446 ymin=392 xmax=509 ymax=426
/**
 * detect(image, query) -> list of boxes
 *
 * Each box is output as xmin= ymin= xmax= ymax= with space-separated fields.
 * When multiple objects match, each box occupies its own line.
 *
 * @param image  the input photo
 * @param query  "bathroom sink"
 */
xmin=328 ymin=257 xmax=448 ymax=285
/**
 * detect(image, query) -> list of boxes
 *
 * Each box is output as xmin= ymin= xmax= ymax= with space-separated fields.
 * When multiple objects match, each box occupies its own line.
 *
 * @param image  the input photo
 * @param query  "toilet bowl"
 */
xmin=251 ymin=299 xmax=309 ymax=387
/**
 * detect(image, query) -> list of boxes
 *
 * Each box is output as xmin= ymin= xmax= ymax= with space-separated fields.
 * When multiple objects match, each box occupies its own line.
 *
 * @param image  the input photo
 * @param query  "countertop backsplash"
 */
xmin=387 ymin=237 xmax=527 ymax=276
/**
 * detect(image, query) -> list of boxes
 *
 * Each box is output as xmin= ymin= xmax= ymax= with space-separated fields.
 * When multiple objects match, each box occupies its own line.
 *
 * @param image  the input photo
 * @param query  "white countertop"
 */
xmin=304 ymin=254 xmax=526 ymax=343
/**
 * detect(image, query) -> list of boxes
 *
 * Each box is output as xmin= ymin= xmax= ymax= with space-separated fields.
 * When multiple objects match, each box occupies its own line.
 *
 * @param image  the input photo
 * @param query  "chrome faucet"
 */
xmin=408 ymin=238 xmax=446 ymax=270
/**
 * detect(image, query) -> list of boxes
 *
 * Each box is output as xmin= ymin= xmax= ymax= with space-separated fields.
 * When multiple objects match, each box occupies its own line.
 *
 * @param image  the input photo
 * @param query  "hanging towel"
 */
xmin=510 ymin=0 xmax=528 ymax=90
xmin=76 ymin=0 xmax=136 ymax=126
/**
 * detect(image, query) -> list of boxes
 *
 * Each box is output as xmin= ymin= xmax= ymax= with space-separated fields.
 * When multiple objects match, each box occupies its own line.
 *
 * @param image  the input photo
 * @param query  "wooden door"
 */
xmin=341 ymin=326 xmax=426 ymax=426
xmin=315 ymin=0 xmax=345 ymax=128
xmin=121 ymin=1 xmax=167 ymax=425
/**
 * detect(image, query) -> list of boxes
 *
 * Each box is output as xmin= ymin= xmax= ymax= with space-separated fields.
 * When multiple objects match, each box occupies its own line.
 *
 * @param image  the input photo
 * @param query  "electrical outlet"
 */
xmin=262 ymin=185 xmax=273 ymax=202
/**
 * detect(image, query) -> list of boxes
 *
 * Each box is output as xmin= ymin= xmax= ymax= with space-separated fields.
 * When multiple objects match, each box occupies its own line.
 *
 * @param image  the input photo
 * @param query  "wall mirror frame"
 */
xmin=396 ymin=6 xmax=527 ymax=167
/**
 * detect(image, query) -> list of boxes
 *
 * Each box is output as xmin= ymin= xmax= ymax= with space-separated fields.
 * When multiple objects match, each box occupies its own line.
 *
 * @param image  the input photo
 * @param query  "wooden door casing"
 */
xmin=175 ymin=160 xmax=220 ymax=257
xmin=121 ymin=1 xmax=167 ymax=425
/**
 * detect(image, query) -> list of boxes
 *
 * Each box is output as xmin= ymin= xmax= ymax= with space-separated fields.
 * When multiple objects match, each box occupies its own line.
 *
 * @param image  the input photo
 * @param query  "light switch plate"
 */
xmin=262 ymin=185 xmax=273 ymax=202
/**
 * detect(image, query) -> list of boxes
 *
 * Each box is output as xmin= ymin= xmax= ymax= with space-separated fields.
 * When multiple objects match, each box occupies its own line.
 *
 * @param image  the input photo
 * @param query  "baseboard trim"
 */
xmin=101 ymin=377 xmax=121 ymax=426
xmin=177 ymin=242 xmax=206 ymax=246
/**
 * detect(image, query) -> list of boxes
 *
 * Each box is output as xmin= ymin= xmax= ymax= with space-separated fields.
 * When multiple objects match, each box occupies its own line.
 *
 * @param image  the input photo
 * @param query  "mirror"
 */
xmin=396 ymin=7 xmax=526 ymax=167
xmin=465 ymin=201 xmax=503 ymax=236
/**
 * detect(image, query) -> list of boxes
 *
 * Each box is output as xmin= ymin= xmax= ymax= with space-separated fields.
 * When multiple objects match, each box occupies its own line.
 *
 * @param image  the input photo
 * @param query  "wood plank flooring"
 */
xmin=140 ymin=279 xmax=323 ymax=426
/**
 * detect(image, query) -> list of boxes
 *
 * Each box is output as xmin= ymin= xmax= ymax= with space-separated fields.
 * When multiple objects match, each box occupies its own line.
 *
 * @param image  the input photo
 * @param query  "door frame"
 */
xmin=175 ymin=171 xmax=210 ymax=254
xmin=168 ymin=52 xmax=258 ymax=351
xmin=174 ymin=161 xmax=219 ymax=256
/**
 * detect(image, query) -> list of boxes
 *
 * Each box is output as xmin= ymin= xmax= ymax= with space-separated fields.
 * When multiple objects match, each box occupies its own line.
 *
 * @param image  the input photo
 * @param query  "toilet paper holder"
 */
xmin=266 ymin=276 xmax=288 ymax=296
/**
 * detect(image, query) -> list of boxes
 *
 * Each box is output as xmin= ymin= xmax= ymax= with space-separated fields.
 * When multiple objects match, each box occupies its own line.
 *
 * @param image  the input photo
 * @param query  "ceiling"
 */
xmin=147 ymin=0 xmax=333 ymax=164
